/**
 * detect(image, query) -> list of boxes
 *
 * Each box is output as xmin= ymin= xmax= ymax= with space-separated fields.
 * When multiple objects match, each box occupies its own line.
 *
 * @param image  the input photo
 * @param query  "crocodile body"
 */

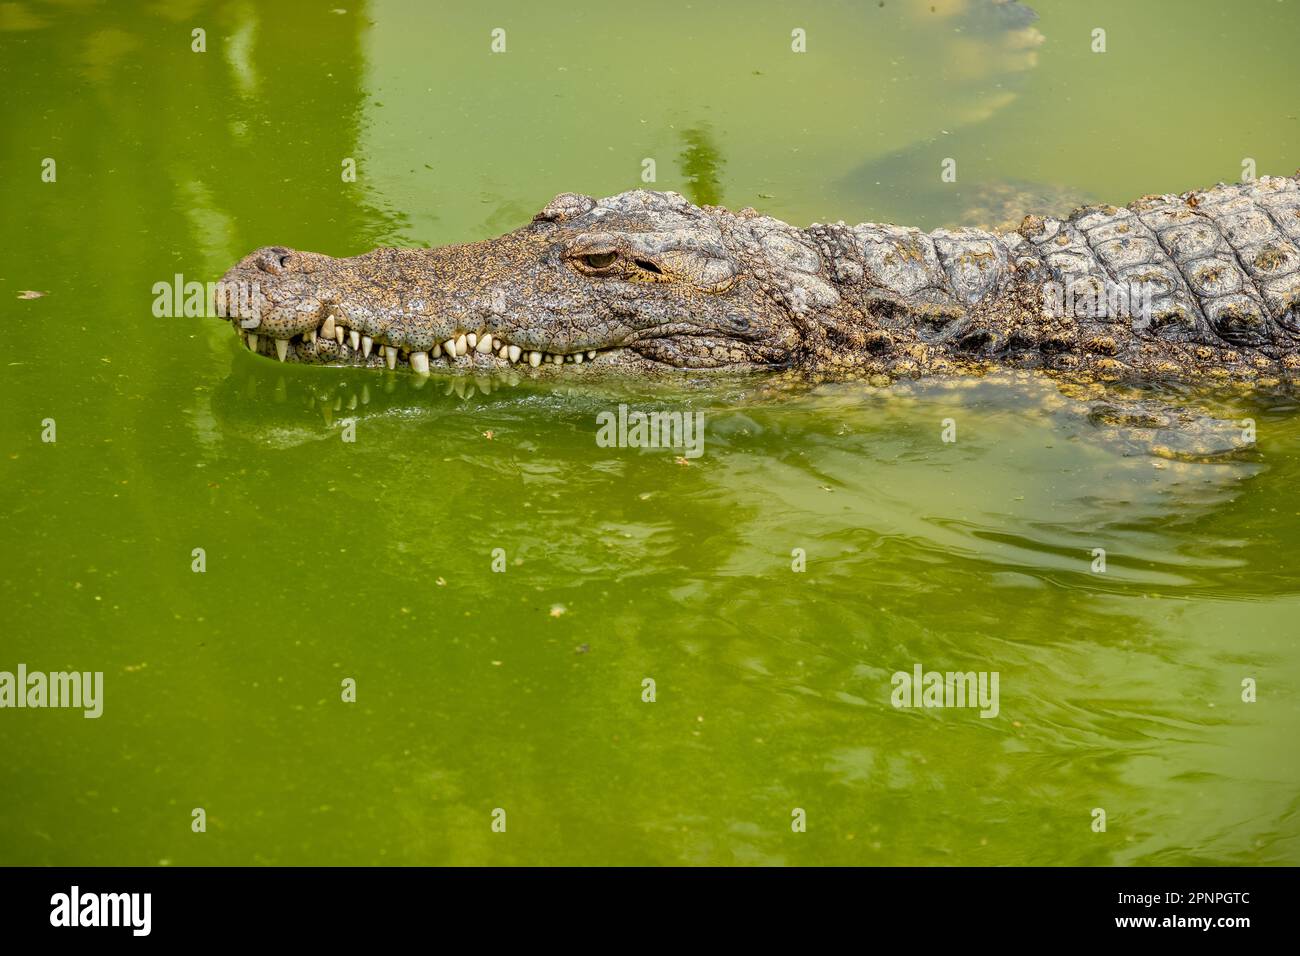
xmin=217 ymin=174 xmax=1300 ymax=388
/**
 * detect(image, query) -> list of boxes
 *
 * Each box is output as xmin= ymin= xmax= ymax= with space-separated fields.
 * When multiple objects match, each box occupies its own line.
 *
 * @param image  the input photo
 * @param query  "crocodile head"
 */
xmin=217 ymin=190 xmax=805 ymax=374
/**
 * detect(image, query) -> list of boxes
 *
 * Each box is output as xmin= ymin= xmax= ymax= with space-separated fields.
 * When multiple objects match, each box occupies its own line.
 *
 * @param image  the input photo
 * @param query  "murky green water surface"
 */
xmin=2 ymin=0 xmax=1298 ymax=865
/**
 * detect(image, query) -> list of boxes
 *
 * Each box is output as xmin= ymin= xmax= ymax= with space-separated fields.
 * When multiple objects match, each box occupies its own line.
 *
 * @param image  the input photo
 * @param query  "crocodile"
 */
xmin=216 ymin=173 xmax=1300 ymax=389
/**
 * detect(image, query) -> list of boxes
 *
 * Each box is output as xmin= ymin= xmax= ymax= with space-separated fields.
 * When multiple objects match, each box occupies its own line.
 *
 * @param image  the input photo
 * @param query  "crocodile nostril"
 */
xmin=255 ymin=247 xmax=293 ymax=275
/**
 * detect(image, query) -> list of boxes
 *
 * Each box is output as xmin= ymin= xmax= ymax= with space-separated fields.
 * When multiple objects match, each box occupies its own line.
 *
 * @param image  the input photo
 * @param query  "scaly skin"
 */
xmin=216 ymin=174 xmax=1300 ymax=388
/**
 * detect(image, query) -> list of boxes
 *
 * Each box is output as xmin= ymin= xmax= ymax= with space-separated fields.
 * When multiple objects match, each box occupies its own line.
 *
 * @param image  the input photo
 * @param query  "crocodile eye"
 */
xmin=581 ymin=252 xmax=617 ymax=269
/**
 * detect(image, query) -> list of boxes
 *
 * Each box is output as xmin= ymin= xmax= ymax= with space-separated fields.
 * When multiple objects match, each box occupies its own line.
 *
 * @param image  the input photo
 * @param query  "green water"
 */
xmin=2 ymin=0 xmax=1298 ymax=866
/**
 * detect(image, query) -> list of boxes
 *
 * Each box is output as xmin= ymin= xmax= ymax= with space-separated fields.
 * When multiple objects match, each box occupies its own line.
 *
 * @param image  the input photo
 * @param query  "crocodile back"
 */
xmin=1018 ymin=175 xmax=1300 ymax=349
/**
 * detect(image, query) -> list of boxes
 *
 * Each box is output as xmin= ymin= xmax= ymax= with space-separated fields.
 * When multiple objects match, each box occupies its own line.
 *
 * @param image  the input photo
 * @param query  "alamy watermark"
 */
xmin=1042 ymin=279 xmax=1155 ymax=321
xmin=596 ymin=404 xmax=705 ymax=459
xmin=50 ymin=886 xmax=150 ymax=936
xmin=0 ymin=664 xmax=103 ymax=718
xmin=152 ymin=274 xmax=265 ymax=327
xmin=890 ymin=663 xmax=999 ymax=719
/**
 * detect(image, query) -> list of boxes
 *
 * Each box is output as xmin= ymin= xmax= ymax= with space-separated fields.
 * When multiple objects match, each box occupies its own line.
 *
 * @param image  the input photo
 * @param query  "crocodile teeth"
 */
xmin=246 ymin=325 xmax=607 ymax=372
